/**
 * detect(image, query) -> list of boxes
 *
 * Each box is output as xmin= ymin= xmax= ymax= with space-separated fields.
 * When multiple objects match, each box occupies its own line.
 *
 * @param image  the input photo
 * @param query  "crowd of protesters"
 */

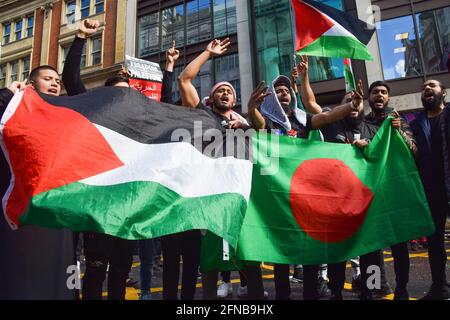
xmin=0 ymin=19 xmax=448 ymax=300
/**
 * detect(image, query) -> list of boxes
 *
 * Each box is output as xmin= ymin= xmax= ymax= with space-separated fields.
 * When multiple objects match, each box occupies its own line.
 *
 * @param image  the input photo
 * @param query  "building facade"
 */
xmin=135 ymin=0 xmax=449 ymax=114
xmin=0 ymin=0 xmax=130 ymax=91
xmin=1 ymin=0 xmax=449 ymax=112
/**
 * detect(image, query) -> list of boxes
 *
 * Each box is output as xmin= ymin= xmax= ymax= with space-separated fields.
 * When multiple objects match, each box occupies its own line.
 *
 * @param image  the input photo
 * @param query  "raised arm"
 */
xmin=311 ymin=80 xmax=363 ymax=129
xmin=62 ymin=19 xmax=99 ymax=96
xmin=161 ymin=41 xmax=180 ymax=104
xmin=178 ymin=38 xmax=230 ymax=108
xmin=297 ymin=56 xmax=322 ymax=115
xmin=248 ymin=81 xmax=271 ymax=129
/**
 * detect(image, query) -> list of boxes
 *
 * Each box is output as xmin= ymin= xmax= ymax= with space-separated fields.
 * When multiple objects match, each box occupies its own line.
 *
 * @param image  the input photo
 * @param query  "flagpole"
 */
xmin=289 ymin=0 xmax=299 ymax=94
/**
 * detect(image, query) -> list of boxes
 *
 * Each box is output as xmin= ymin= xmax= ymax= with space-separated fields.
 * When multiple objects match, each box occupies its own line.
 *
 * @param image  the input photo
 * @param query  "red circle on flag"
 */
xmin=290 ymin=159 xmax=374 ymax=243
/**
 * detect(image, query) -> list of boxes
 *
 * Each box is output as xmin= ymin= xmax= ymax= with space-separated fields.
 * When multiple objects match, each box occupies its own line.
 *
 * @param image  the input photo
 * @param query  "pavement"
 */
xmin=85 ymin=235 xmax=450 ymax=300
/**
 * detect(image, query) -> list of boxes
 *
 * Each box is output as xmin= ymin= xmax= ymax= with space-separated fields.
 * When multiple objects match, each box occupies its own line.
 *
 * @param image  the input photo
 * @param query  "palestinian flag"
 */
xmin=344 ymin=58 xmax=356 ymax=93
xmin=0 ymin=87 xmax=252 ymax=247
xmin=201 ymin=120 xmax=434 ymax=269
xmin=292 ymin=0 xmax=375 ymax=60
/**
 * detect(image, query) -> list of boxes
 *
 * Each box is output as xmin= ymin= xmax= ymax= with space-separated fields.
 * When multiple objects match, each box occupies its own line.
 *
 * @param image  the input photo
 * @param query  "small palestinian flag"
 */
xmin=344 ymin=58 xmax=356 ymax=93
xmin=292 ymin=0 xmax=375 ymax=60
xmin=0 ymin=87 xmax=252 ymax=247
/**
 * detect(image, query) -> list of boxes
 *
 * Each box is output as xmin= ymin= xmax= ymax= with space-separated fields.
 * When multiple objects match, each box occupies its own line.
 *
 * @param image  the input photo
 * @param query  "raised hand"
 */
xmin=296 ymin=55 xmax=309 ymax=77
xmin=78 ymin=19 xmax=100 ymax=38
xmin=391 ymin=110 xmax=401 ymax=130
xmin=206 ymin=38 xmax=231 ymax=57
xmin=351 ymin=80 xmax=364 ymax=110
xmin=8 ymin=80 xmax=27 ymax=94
xmin=167 ymin=40 xmax=181 ymax=64
xmin=248 ymin=81 xmax=271 ymax=111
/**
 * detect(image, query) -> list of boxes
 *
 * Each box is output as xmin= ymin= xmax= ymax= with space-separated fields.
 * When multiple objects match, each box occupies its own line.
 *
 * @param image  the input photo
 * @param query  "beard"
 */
xmin=422 ymin=93 xmax=444 ymax=111
xmin=280 ymin=102 xmax=291 ymax=115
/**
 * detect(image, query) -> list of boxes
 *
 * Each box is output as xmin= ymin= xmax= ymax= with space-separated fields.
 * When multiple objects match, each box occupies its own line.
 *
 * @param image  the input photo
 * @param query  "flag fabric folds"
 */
xmin=0 ymin=87 xmax=252 ymax=248
xmin=291 ymin=0 xmax=376 ymax=60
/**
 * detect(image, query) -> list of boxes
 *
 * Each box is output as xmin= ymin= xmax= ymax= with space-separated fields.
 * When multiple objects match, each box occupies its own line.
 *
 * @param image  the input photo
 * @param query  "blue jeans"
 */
xmin=139 ymin=239 xmax=154 ymax=293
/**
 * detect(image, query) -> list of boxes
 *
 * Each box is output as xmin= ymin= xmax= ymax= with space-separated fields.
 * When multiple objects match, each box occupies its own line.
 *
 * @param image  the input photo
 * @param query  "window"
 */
xmin=10 ymin=61 xmax=19 ymax=82
xmin=213 ymin=0 xmax=236 ymax=38
xmin=66 ymin=1 xmax=76 ymax=24
xmin=22 ymin=56 xmax=30 ymax=81
xmin=378 ymin=15 xmax=422 ymax=80
xmin=95 ymin=0 xmax=104 ymax=15
xmin=91 ymin=36 xmax=102 ymax=65
xmin=161 ymin=4 xmax=185 ymax=51
xmin=26 ymin=16 xmax=34 ymax=38
xmin=81 ymin=0 xmax=90 ymax=19
xmin=138 ymin=12 xmax=160 ymax=57
xmin=416 ymin=6 xmax=450 ymax=74
xmin=2 ymin=23 xmax=11 ymax=44
xmin=186 ymin=0 xmax=211 ymax=45
xmin=14 ymin=19 xmax=22 ymax=41
xmin=0 ymin=64 xmax=6 ymax=88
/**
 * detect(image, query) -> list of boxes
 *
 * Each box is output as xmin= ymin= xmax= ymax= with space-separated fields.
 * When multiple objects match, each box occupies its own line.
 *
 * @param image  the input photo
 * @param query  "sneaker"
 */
xmin=217 ymin=282 xmax=232 ymax=299
xmin=126 ymin=277 xmax=139 ymax=287
xmin=290 ymin=268 xmax=304 ymax=283
xmin=139 ymin=292 xmax=152 ymax=300
xmin=317 ymin=277 xmax=330 ymax=298
xmin=237 ymin=286 xmax=269 ymax=299
xmin=420 ymin=284 xmax=450 ymax=300
xmin=351 ymin=275 xmax=361 ymax=292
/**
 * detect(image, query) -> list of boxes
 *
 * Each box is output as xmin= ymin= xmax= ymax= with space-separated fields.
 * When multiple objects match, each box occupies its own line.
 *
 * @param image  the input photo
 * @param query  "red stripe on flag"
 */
xmin=3 ymin=88 xmax=124 ymax=226
xmin=292 ymin=0 xmax=334 ymax=51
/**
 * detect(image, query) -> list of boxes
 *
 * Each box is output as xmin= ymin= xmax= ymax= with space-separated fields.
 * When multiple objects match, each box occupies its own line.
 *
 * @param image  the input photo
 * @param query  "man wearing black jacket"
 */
xmin=410 ymin=80 xmax=449 ymax=300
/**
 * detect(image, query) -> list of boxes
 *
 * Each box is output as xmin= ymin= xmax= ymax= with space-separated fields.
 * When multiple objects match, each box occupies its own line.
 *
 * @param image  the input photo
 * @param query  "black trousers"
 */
xmin=274 ymin=264 xmax=319 ymax=300
xmin=161 ymin=230 xmax=201 ymax=300
xmin=427 ymin=201 xmax=449 ymax=286
xmin=82 ymin=232 xmax=134 ymax=300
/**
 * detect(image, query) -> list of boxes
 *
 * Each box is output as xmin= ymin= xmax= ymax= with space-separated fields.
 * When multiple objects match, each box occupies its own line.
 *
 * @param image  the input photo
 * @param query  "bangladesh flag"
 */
xmin=201 ymin=121 xmax=434 ymax=270
xmin=234 ymin=123 xmax=434 ymax=265
xmin=292 ymin=0 xmax=375 ymax=60
xmin=0 ymin=87 xmax=252 ymax=247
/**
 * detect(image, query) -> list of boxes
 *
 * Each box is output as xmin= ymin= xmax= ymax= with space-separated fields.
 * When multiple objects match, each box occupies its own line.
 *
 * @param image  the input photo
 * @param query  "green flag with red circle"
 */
xmin=235 ymin=118 xmax=434 ymax=265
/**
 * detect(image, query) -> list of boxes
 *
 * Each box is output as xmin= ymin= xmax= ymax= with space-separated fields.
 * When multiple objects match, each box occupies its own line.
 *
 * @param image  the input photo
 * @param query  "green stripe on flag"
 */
xmin=20 ymin=181 xmax=247 ymax=247
xmin=299 ymin=35 xmax=373 ymax=61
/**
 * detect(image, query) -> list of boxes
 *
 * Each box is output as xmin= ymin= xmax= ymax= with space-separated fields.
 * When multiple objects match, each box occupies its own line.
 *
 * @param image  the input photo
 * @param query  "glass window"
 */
xmin=81 ymin=0 xmax=91 ymax=19
xmin=215 ymin=53 xmax=241 ymax=102
xmin=415 ymin=6 xmax=450 ymax=74
xmin=213 ymin=0 xmax=227 ymax=38
xmin=161 ymin=4 xmax=185 ymax=51
xmin=95 ymin=0 xmax=104 ymax=14
xmin=15 ymin=19 xmax=22 ymax=41
xmin=186 ymin=0 xmax=199 ymax=45
xmin=66 ymin=1 xmax=76 ymax=24
xmin=0 ymin=64 xmax=6 ymax=88
xmin=138 ymin=12 xmax=160 ymax=57
xmin=3 ymin=23 xmax=11 ymax=44
xmin=198 ymin=0 xmax=211 ymax=43
xmin=226 ymin=0 xmax=236 ymax=35
xmin=10 ymin=61 xmax=19 ymax=82
xmin=91 ymin=36 xmax=102 ymax=65
xmin=21 ymin=56 xmax=30 ymax=81
xmin=61 ymin=45 xmax=70 ymax=70
xmin=378 ymin=15 xmax=422 ymax=80
xmin=80 ymin=42 xmax=87 ymax=68
xmin=26 ymin=16 xmax=34 ymax=37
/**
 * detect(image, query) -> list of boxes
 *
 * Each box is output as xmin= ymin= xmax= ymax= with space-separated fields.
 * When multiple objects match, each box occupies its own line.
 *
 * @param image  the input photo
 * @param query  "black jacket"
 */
xmin=410 ymin=103 xmax=450 ymax=208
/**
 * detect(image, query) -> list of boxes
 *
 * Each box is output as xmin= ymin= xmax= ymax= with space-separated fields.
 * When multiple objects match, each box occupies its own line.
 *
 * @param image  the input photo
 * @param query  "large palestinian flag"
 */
xmin=201 ymin=121 xmax=435 ymax=270
xmin=0 ymin=87 xmax=252 ymax=247
xmin=292 ymin=0 xmax=375 ymax=60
